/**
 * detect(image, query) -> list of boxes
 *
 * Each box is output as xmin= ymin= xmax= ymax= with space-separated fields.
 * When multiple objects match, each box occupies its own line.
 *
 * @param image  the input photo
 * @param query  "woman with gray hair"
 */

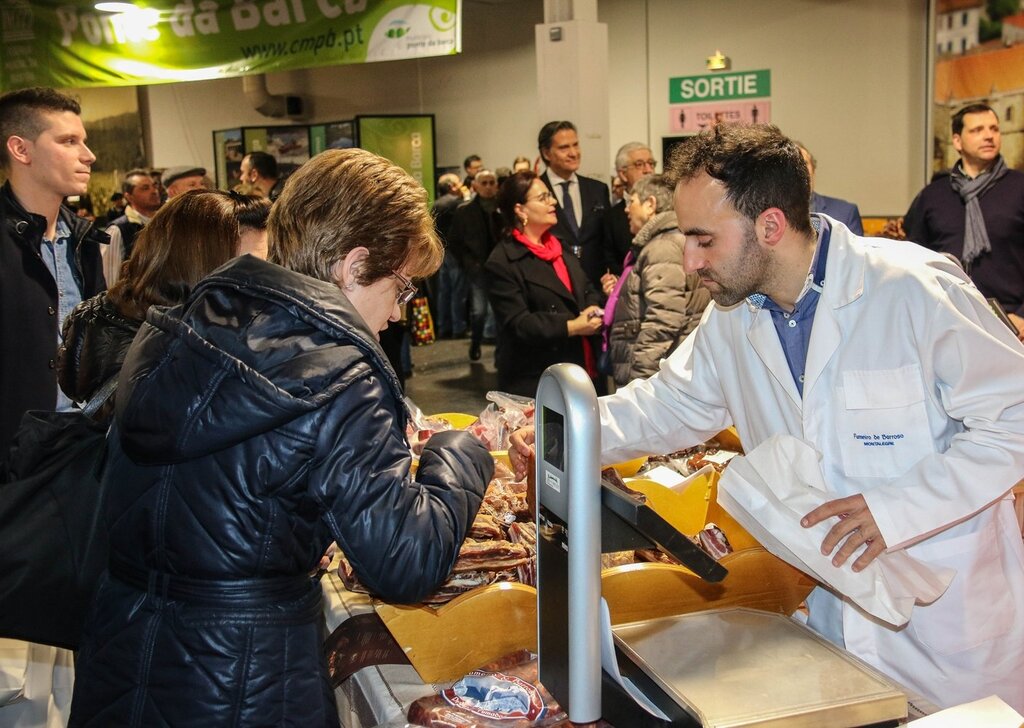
xmin=69 ymin=149 xmax=493 ymax=727
xmin=602 ymin=173 xmax=711 ymax=386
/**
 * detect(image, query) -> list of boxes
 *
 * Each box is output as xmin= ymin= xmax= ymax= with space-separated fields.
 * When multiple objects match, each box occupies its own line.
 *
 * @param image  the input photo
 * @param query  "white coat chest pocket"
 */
xmin=837 ymin=365 xmax=935 ymax=478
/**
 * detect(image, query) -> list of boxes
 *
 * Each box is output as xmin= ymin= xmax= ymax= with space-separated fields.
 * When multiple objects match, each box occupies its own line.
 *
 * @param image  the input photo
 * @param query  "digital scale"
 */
xmin=533 ymin=363 xmax=908 ymax=727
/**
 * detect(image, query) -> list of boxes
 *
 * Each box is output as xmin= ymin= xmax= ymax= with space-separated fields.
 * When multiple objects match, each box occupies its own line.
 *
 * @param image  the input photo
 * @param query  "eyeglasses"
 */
xmin=392 ymin=270 xmax=417 ymax=305
xmin=624 ymin=159 xmax=657 ymax=171
xmin=526 ymin=191 xmax=556 ymax=204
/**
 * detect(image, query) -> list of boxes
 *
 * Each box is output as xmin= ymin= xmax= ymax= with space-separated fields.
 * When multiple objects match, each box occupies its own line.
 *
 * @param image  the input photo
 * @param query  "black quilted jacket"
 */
xmin=57 ymin=292 xmax=140 ymax=417
xmin=69 ymin=256 xmax=492 ymax=727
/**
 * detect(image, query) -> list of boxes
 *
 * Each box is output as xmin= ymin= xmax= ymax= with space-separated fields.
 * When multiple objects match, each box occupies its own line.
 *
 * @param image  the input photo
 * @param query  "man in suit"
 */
xmin=605 ymin=141 xmax=657 ymax=273
xmin=448 ymin=169 xmax=501 ymax=361
xmin=797 ymin=142 xmax=863 ymax=234
xmin=538 ymin=120 xmax=611 ymax=292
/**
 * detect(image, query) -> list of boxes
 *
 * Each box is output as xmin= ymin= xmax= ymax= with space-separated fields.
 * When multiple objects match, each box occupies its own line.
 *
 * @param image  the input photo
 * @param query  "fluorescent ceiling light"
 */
xmin=95 ymin=2 xmax=138 ymax=12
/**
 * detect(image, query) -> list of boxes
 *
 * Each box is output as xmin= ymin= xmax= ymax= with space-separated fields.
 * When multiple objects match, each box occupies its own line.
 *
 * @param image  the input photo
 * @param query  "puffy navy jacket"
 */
xmin=69 ymin=256 xmax=492 ymax=727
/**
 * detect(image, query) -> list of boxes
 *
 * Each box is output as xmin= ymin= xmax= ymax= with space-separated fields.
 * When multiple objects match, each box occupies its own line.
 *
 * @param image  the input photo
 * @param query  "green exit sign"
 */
xmin=669 ymin=69 xmax=771 ymax=103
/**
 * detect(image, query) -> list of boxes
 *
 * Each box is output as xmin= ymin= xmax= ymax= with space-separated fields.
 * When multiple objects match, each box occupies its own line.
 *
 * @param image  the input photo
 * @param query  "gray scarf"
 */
xmin=949 ymin=155 xmax=1008 ymax=270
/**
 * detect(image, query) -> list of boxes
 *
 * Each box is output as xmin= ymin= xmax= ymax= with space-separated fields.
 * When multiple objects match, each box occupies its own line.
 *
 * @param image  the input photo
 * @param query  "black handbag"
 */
xmin=0 ymin=378 xmax=116 ymax=649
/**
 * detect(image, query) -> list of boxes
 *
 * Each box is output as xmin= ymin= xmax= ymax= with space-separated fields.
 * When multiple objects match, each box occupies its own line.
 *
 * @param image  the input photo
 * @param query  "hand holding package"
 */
xmin=717 ymin=434 xmax=954 ymax=627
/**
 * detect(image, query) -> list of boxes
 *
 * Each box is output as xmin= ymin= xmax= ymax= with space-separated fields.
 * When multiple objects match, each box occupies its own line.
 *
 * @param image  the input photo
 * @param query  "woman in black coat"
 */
xmin=68 ymin=150 xmax=493 ymax=727
xmin=58 ymin=189 xmax=271 ymax=420
xmin=485 ymin=171 xmax=603 ymax=397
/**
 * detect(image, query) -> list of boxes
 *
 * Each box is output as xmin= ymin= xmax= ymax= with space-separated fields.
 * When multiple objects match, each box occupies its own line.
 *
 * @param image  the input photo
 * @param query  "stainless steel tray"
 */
xmin=612 ymin=607 xmax=907 ymax=728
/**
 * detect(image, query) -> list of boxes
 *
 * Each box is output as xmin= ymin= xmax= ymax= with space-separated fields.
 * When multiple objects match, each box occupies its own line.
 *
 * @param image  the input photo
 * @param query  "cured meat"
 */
xmin=697 ymin=523 xmax=733 ymax=559
xmin=508 ymin=521 xmax=537 ymax=586
xmin=452 ymin=539 xmax=531 ymax=573
xmin=469 ymin=513 xmax=504 ymax=541
xmin=419 ymin=570 xmax=516 ymax=605
xmin=480 ymin=478 xmax=529 ymax=524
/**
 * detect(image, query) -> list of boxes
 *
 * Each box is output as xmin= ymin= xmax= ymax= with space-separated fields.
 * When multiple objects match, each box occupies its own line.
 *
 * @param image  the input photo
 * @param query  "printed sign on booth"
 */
xmin=0 ymin=0 xmax=462 ymax=91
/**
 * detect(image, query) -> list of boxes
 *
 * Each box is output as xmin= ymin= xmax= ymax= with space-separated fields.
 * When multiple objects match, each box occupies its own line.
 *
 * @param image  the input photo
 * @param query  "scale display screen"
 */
xmin=541 ymin=406 xmax=565 ymax=471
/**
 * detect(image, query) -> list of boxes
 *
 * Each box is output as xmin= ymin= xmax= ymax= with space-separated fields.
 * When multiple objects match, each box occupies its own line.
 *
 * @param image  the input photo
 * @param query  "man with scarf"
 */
xmin=903 ymin=103 xmax=1024 ymax=340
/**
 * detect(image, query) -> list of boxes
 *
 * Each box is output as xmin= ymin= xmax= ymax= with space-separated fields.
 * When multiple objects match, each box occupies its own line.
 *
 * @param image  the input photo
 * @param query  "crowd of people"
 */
xmin=0 ymin=81 xmax=1022 ymax=724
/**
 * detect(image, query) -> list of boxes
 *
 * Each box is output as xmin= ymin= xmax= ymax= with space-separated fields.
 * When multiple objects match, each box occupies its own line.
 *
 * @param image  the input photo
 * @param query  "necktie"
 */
xmin=559 ymin=181 xmax=580 ymax=238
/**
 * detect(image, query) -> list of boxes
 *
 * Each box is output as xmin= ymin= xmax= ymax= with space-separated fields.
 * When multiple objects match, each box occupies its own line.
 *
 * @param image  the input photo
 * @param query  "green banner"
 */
xmin=0 ymin=0 xmax=461 ymax=91
xmin=356 ymin=114 xmax=434 ymax=203
xmin=669 ymin=69 xmax=770 ymax=103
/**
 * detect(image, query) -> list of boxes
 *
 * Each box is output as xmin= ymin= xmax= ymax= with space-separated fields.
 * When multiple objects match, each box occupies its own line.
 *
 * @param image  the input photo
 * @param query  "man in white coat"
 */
xmin=510 ymin=123 xmax=1024 ymax=712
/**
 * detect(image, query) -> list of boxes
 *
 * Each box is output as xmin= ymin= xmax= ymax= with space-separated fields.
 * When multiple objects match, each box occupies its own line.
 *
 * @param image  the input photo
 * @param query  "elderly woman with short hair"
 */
xmin=603 ymin=173 xmax=710 ymax=386
xmin=69 ymin=149 xmax=493 ymax=727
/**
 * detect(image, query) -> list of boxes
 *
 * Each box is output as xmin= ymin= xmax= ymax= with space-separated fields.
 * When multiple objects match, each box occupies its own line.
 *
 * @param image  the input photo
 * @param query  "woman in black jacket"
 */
xmin=68 ymin=150 xmax=493 ymax=727
xmin=485 ymin=171 xmax=603 ymax=397
xmin=58 ymin=189 xmax=271 ymax=418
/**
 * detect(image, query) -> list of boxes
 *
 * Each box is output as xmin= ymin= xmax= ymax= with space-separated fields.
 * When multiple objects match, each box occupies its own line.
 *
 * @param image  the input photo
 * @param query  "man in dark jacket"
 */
xmin=240 ymin=150 xmax=285 ymax=200
xmin=605 ymin=141 xmax=657 ymax=273
xmin=447 ymin=169 xmax=501 ymax=360
xmin=432 ymin=171 xmax=469 ymax=338
xmin=903 ymin=102 xmax=1024 ymax=340
xmin=0 ymin=87 xmax=106 ymax=459
xmin=538 ymin=120 xmax=612 ymax=293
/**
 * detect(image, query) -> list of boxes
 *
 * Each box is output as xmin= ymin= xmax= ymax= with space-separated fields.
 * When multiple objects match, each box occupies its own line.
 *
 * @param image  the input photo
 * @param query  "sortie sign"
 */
xmin=669 ymin=69 xmax=770 ymax=103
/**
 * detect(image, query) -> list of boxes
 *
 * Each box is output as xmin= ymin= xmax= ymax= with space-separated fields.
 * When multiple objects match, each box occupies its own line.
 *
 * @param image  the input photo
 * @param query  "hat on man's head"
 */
xmin=161 ymin=165 xmax=206 ymax=188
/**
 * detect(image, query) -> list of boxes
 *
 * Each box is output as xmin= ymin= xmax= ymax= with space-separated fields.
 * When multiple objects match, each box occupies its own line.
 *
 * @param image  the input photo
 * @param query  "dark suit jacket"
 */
xmin=542 ymin=171 xmax=611 ymax=291
xmin=485 ymin=233 xmax=601 ymax=397
xmin=811 ymin=192 xmax=863 ymax=235
xmin=604 ymin=198 xmax=632 ymax=274
xmin=431 ymin=193 xmax=463 ymax=243
xmin=447 ymin=197 xmax=500 ymax=282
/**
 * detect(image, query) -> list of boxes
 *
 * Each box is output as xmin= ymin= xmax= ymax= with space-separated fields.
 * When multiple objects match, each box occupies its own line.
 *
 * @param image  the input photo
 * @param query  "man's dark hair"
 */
xmin=245 ymin=151 xmax=278 ymax=179
xmin=951 ymin=103 xmax=995 ymax=136
xmin=0 ymin=87 xmax=81 ymax=168
xmin=463 ymin=154 xmax=481 ymax=170
xmin=537 ymin=121 xmax=577 ymax=155
xmin=122 ymin=168 xmax=153 ymax=194
xmin=665 ymin=123 xmax=813 ymax=236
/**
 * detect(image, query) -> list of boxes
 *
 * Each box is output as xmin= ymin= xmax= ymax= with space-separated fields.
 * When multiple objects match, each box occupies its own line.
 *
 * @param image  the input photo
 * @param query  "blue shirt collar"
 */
xmin=746 ymin=215 xmax=831 ymax=312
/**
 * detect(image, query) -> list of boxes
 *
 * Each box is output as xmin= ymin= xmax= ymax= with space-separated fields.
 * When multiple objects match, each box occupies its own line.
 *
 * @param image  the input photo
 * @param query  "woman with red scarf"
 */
xmin=485 ymin=171 xmax=603 ymax=397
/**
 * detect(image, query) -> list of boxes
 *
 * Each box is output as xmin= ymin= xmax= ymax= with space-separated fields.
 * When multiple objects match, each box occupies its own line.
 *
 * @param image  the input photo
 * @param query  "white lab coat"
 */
xmin=600 ymin=217 xmax=1024 ymax=711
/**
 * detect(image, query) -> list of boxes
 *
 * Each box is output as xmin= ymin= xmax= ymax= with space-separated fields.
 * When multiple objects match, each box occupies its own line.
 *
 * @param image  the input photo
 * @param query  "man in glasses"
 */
xmin=606 ymin=141 xmax=657 ymax=271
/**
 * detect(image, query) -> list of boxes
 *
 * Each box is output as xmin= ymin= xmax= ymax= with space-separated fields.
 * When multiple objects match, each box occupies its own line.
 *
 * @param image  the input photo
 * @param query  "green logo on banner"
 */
xmin=669 ymin=69 xmax=770 ymax=103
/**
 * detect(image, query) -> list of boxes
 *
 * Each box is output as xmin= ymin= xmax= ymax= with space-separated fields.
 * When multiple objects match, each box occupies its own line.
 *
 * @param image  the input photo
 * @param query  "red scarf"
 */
xmin=511 ymin=228 xmax=598 ymax=379
xmin=512 ymin=228 xmax=572 ymax=291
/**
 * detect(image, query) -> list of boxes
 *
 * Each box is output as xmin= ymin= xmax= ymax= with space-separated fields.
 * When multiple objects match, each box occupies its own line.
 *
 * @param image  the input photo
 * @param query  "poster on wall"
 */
xmin=667 ymin=69 xmax=771 ymax=133
xmin=310 ymin=121 xmax=357 ymax=156
xmin=356 ymin=114 xmax=436 ymax=203
xmin=0 ymin=0 xmax=461 ymax=91
xmin=930 ymin=2 xmax=1024 ymax=173
xmin=244 ymin=126 xmax=311 ymax=178
xmin=213 ymin=128 xmax=244 ymax=190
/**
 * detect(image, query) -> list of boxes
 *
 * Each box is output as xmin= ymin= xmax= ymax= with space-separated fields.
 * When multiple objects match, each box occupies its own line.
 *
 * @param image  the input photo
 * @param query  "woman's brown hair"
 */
xmin=267 ymin=148 xmax=442 ymax=284
xmin=106 ymin=189 xmax=268 ymax=321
